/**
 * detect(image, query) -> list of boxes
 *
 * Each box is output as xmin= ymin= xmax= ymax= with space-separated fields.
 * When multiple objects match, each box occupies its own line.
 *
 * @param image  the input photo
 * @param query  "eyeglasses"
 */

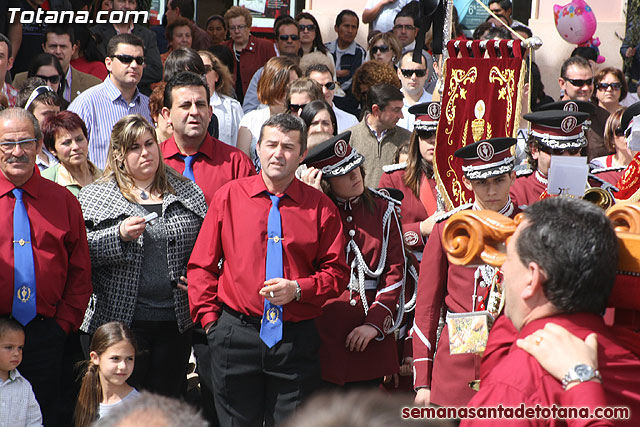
xmin=111 ymin=54 xmax=145 ymax=65
xmin=371 ymin=45 xmax=390 ymax=55
xmin=541 ymin=146 xmax=582 ymax=155
xmin=298 ymin=24 xmax=315 ymax=32
xmin=597 ymin=82 xmax=622 ymax=90
xmin=0 ymin=138 xmax=37 ymax=153
xmin=229 ymin=24 xmax=247 ymax=32
xmin=35 ymin=74 xmax=60 ymax=84
xmin=289 ymin=103 xmax=307 ymax=111
xmin=614 ymin=127 xmax=626 ymax=136
xmin=279 ymin=34 xmax=300 ymax=41
xmin=400 ymin=69 xmax=427 ymax=78
xmin=562 ymin=77 xmax=594 ymax=87
xmin=204 ymin=64 xmax=214 ymax=73
xmin=320 ymin=81 xmax=336 ymax=90
xmin=393 ymin=24 xmax=416 ymax=32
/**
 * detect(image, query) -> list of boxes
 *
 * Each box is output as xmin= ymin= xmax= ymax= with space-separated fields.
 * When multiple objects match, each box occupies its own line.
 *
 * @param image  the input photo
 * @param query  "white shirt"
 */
xmin=99 ymin=388 xmax=140 ymax=420
xmin=397 ymin=89 xmax=433 ymax=131
xmin=333 ymin=104 xmax=359 ymax=133
xmin=211 ymin=91 xmax=244 ymax=147
xmin=364 ymin=0 xmax=412 ymax=33
xmin=239 ymin=105 xmax=271 ymax=166
xmin=0 ymin=369 xmax=42 ymax=427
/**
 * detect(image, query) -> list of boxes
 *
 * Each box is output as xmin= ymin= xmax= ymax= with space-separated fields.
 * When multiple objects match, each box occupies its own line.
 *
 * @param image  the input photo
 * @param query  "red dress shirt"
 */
xmin=510 ymin=170 xmax=547 ymax=208
xmin=464 ymin=313 xmax=640 ymax=427
xmin=0 ymin=169 xmax=92 ymax=333
xmin=160 ymin=134 xmax=255 ymax=205
xmin=412 ymin=203 xmax=520 ymax=406
xmin=378 ymin=167 xmax=437 ymax=254
xmin=316 ymin=194 xmax=405 ymax=385
xmin=188 ymin=174 xmax=350 ymax=327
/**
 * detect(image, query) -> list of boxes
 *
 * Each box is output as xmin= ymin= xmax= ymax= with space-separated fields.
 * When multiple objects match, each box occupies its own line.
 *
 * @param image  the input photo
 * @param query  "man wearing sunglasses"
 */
xmin=396 ymin=51 xmax=432 ymax=131
xmin=306 ymin=63 xmax=358 ymax=133
xmin=242 ymin=17 xmax=302 ymax=114
xmin=68 ymin=34 xmax=153 ymax=170
xmin=510 ymin=110 xmax=590 ymax=208
xmin=558 ymin=56 xmax=611 ymax=161
xmin=89 ymin=0 xmax=162 ymax=96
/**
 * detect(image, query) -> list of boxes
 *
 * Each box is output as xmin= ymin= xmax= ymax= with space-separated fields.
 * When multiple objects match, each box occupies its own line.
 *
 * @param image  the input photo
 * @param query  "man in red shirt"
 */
xmin=160 ymin=71 xmax=255 ymax=204
xmin=0 ymin=108 xmax=91 ymax=426
xmin=464 ymin=197 xmax=640 ymax=426
xmin=188 ymin=113 xmax=349 ymax=426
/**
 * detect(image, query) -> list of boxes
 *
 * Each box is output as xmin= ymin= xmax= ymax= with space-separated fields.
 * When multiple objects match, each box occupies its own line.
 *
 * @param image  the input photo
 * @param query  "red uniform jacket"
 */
xmin=590 ymin=166 xmax=625 ymax=188
xmin=412 ymin=202 xmax=520 ymax=406
xmin=223 ymin=36 xmax=276 ymax=97
xmin=378 ymin=164 xmax=438 ymax=254
xmin=510 ymin=170 xmax=547 ymax=208
xmin=464 ymin=313 xmax=640 ymax=427
xmin=317 ymin=193 xmax=405 ymax=385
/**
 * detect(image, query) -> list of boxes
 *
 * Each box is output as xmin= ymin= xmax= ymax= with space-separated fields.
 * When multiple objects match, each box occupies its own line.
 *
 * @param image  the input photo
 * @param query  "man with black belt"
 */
xmin=0 ymin=108 xmax=92 ymax=426
xmin=188 ymin=113 xmax=349 ymax=427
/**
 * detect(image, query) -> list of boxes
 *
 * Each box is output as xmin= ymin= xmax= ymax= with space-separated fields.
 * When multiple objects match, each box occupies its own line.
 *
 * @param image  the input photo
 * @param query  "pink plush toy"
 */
xmin=553 ymin=0 xmax=605 ymax=63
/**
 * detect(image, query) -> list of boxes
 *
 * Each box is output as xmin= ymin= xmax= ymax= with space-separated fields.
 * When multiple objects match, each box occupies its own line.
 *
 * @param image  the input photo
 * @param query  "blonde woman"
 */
xmin=199 ymin=50 xmax=243 ymax=147
xmin=284 ymin=77 xmax=324 ymax=116
xmin=78 ymin=114 xmax=207 ymax=397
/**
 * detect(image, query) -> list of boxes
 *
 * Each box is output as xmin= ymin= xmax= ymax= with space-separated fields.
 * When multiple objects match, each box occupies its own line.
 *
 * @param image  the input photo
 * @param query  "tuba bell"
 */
xmin=583 ymin=186 xmax=615 ymax=209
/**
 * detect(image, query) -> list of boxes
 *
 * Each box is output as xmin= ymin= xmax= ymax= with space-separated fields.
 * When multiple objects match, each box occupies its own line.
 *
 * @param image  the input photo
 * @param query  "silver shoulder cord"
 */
xmin=345 ymin=196 xmax=407 ymax=334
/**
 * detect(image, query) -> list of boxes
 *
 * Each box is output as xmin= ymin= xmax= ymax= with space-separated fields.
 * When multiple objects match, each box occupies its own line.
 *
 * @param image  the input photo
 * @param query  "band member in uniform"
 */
xmin=378 ymin=101 xmax=442 ymax=258
xmin=301 ymin=131 xmax=406 ymax=389
xmin=510 ymin=110 xmax=589 ymax=208
xmin=413 ymin=137 xmax=520 ymax=407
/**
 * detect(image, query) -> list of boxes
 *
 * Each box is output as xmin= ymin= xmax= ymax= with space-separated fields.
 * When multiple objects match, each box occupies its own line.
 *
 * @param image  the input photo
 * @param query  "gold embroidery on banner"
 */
xmin=489 ymin=66 xmax=515 ymax=136
xmin=446 ymin=155 xmax=470 ymax=205
xmin=445 ymin=67 xmax=478 ymax=146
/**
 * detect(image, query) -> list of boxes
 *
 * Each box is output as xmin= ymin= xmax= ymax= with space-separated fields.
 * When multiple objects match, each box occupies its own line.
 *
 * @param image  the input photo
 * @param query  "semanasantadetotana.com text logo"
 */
xmin=9 ymin=9 xmax=149 ymax=25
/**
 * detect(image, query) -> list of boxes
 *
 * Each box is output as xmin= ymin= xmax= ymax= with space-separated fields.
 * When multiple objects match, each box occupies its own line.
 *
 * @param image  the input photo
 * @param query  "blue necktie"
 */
xmin=260 ymin=194 xmax=284 ymax=348
xmin=181 ymin=154 xmax=197 ymax=181
xmin=12 ymin=189 xmax=36 ymax=326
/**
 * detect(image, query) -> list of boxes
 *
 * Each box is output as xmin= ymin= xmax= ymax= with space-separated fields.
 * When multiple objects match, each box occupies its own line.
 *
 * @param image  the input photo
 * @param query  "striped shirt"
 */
xmin=68 ymin=76 xmax=152 ymax=169
xmin=0 ymin=369 xmax=43 ymax=427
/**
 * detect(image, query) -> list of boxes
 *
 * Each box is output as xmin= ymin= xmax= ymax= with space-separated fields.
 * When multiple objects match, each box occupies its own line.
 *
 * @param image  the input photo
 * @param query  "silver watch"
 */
xmin=294 ymin=281 xmax=301 ymax=301
xmin=561 ymin=364 xmax=601 ymax=390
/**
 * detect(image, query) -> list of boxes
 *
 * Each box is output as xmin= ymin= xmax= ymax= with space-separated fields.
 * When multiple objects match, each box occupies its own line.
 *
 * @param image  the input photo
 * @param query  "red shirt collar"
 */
xmin=246 ymin=173 xmax=303 ymax=204
xmin=161 ymin=134 xmax=217 ymax=161
xmin=0 ymin=167 xmax=42 ymax=199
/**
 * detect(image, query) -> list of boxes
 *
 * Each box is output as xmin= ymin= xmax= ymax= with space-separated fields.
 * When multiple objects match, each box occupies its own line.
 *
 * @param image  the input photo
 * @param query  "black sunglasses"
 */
xmin=563 ymin=77 xmax=593 ymax=87
xmin=541 ymin=146 xmax=582 ymax=156
xmin=279 ymin=34 xmax=300 ymax=41
xmin=289 ymin=103 xmax=307 ymax=111
xmin=111 ymin=54 xmax=145 ymax=65
xmin=371 ymin=45 xmax=390 ymax=55
xmin=597 ymin=82 xmax=622 ymax=90
xmin=298 ymin=24 xmax=315 ymax=32
xmin=400 ymin=69 xmax=427 ymax=78
xmin=320 ymin=81 xmax=336 ymax=90
xmin=35 ymin=74 xmax=60 ymax=84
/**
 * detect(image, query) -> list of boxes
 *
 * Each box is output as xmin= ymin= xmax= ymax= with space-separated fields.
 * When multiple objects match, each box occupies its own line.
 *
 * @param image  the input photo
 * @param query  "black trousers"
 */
xmin=208 ymin=308 xmax=322 ymax=427
xmin=20 ymin=317 xmax=66 ymax=427
xmin=192 ymin=327 xmax=220 ymax=427
xmin=128 ymin=320 xmax=193 ymax=398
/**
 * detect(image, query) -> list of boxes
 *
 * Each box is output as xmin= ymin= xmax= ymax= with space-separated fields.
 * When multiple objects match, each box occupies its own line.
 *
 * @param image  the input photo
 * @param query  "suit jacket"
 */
xmin=78 ymin=173 xmax=207 ymax=334
xmin=13 ymin=67 xmax=102 ymax=102
xmin=88 ymin=23 xmax=163 ymax=96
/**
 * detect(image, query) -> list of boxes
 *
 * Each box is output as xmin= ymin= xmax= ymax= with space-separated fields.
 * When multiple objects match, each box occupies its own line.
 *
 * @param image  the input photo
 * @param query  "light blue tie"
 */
xmin=12 ymin=189 xmax=36 ymax=326
xmin=181 ymin=154 xmax=197 ymax=181
xmin=260 ymin=194 xmax=284 ymax=348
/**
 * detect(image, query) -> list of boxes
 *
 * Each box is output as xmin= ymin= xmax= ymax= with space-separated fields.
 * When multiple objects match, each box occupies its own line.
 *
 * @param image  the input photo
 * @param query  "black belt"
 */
xmin=222 ymin=305 xmax=262 ymax=326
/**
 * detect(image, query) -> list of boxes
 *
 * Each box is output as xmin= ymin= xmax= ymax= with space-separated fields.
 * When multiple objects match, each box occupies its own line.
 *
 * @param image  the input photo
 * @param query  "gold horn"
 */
xmin=583 ymin=187 xmax=614 ymax=210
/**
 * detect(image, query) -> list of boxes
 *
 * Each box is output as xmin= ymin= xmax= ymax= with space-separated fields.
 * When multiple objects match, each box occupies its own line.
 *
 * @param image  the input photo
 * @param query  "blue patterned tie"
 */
xmin=12 ymin=189 xmax=36 ymax=326
xmin=181 ymin=154 xmax=197 ymax=181
xmin=260 ymin=194 xmax=284 ymax=348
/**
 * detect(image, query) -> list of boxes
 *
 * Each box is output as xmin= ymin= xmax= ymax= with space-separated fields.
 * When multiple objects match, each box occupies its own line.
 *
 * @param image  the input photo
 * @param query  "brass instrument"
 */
xmin=584 ymin=186 xmax=615 ymax=209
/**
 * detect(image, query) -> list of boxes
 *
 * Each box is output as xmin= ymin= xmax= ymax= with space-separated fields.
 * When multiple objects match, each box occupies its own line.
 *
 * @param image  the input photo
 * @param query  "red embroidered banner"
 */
xmin=434 ymin=40 xmax=526 ymax=210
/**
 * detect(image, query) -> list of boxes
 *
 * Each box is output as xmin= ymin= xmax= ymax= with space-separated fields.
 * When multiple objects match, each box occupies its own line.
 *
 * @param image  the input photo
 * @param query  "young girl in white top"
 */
xmin=74 ymin=322 xmax=139 ymax=426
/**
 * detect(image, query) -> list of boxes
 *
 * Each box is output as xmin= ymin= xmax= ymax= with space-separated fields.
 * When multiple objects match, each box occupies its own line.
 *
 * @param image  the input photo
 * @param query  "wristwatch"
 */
xmin=294 ymin=280 xmax=302 ymax=302
xmin=561 ymin=364 xmax=601 ymax=390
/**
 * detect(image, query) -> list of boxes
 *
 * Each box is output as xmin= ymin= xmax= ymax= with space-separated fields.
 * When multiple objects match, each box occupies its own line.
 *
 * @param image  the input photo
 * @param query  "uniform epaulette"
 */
xmin=369 ymin=187 xmax=403 ymax=206
xmin=435 ymin=203 xmax=473 ymax=223
xmin=515 ymin=168 xmax=534 ymax=177
xmin=382 ymin=162 xmax=407 ymax=173
xmin=590 ymin=165 xmax=626 ymax=174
